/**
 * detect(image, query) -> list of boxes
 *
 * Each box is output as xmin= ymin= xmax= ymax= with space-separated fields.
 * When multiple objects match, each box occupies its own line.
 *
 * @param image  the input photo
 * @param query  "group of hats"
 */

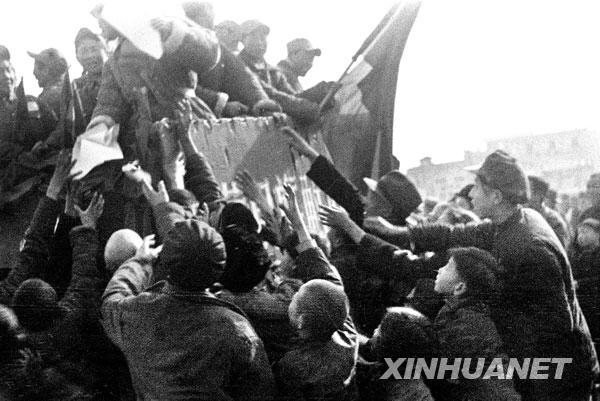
xmin=222 ymin=19 xmax=320 ymax=56
xmin=364 ymin=148 xmax=534 ymax=224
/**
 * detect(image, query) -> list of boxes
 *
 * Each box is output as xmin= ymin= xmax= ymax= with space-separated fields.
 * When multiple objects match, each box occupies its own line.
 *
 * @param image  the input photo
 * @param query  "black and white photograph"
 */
xmin=0 ymin=0 xmax=598 ymax=399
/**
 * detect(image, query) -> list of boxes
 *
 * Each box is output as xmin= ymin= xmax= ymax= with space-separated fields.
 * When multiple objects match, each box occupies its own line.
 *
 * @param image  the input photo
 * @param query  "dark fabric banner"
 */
xmin=318 ymin=0 xmax=422 ymax=192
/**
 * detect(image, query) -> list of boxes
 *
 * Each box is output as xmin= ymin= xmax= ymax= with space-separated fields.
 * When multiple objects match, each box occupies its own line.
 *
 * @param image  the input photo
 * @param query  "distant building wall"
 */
xmin=407 ymin=129 xmax=599 ymax=201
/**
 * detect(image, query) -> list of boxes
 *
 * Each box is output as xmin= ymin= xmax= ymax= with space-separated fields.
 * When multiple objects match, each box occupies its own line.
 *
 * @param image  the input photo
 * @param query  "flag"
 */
xmin=318 ymin=0 xmax=422 ymax=191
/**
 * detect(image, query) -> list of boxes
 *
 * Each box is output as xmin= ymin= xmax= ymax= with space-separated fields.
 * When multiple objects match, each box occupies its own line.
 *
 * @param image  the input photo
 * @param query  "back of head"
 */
xmin=158 ymin=219 xmax=226 ymax=291
xmin=528 ymin=175 xmax=549 ymax=198
xmin=104 ymin=229 xmax=144 ymax=274
xmin=168 ymin=188 xmax=199 ymax=215
xmin=449 ymin=247 xmax=501 ymax=299
xmin=220 ymin=225 xmax=271 ymax=292
xmin=12 ymin=279 xmax=59 ymax=332
xmin=182 ymin=1 xmax=215 ymax=29
xmin=219 ymin=202 xmax=258 ymax=233
xmin=377 ymin=307 xmax=437 ymax=360
xmin=295 ymin=279 xmax=349 ymax=340
xmin=367 ymin=171 xmax=422 ymax=225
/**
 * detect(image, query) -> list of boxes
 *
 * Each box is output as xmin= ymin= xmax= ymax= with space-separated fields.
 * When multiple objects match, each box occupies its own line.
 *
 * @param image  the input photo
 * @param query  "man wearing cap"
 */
xmin=182 ymin=2 xmax=281 ymax=118
xmin=239 ymin=20 xmax=323 ymax=125
xmin=28 ymin=48 xmax=68 ymax=120
xmin=282 ymin=125 xmax=427 ymax=334
xmin=83 ymin=3 xmax=222 ymax=221
xmin=101 ymin=183 xmax=275 ymax=400
xmin=577 ymin=173 xmax=600 ymax=225
xmin=0 ymin=52 xmax=58 ymax=195
xmin=361 ymin=150 xmax=598 ymax=400
xmin=527 ymin=175 xmax=570 ymax=247
xmin=73 ymin=28 xmax=108 ymax=123
xmin=277 ymin=38 xmax=321 ymax=93
xmin=215 ymin=20 xmax=242 ymax=55
xmin=37 ymin=28 xmax=109 ymax=153
xmin=89 ymin=4 xmax=221 ymax=148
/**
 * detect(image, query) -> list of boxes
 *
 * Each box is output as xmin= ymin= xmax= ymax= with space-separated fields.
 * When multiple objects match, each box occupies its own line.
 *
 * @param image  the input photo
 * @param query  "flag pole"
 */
xmin=318 ymin=2 xmax=402 ymax=111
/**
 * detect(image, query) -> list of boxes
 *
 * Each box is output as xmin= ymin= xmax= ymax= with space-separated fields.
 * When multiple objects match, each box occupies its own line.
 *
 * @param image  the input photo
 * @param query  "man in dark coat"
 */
xmin=345 ymin=150 xmax=598 ymax=401
xmin=238 ymin=20 xmax=322 ymax=125
xmin=28 ymin=48 xmax=68 ymax=120
xmin=89 ymin=8 xmax=220 ymax=154
xmin=282 ymin=125 xmax=427 ymax=334
xmin=101 ymin=181 xmax=276 ymax=400
xmin=36 ymin=28 xmax=108 ymax=153
xmin=182 ymin=1 xmax=281 ymax=118
xmin=277 ymin=38 xmax=321 ymax=94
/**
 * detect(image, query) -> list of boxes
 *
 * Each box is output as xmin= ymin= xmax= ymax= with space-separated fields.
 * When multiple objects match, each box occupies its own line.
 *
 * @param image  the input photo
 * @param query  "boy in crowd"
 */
xmin=275 ymin=185 xmax=358 ymax=400
xmin=432 ymin=247 xmax=521 ymax=401
xmin=359 ymin=307 xmax=436 ymax=401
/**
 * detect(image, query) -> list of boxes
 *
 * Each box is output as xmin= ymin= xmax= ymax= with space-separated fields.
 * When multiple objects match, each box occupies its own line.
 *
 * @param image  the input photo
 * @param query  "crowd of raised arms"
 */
xmin=0 ymin=1 xmax=598 ymax=400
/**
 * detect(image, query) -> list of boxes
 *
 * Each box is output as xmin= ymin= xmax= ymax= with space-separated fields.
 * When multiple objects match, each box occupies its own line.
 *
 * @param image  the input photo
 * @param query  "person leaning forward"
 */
xmin=89 ymin=4 xmax=221 ymax=162
xmin=372 ymin=150 xmax=599 ymax=401
xmin=101 ymin=182 xmax=276 ymax=400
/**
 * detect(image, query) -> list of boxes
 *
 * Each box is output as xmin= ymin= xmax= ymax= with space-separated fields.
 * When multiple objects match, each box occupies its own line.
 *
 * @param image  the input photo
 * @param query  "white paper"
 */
xmin=71 ymin=124 xmax=123 ymax=178
xmin=100 ymin=0 xmax=184 ymax=59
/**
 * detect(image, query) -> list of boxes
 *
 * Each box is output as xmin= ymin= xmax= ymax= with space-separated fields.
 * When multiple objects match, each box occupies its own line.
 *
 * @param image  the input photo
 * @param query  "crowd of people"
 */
xmin=0 ymin=1 xmax=598 ymax=400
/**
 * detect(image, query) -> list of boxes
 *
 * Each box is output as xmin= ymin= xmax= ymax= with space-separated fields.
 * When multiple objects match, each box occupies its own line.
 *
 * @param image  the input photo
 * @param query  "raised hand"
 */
xmin=280 ymin=127 xmax=319 ymax=162
xmin=64 ymin=179 xmax=82 ymax=217
xmin=234 ymin=170 xmax=270 ymax=211
xmin=141 ymin=180 xmax=169 ymax=207
xmin=74 ymin=192 xmax=105 ymax=229
xmin=135 ymin=234 xmax=163 ymax=262
xmin=279 ymin=184 xmax=302 ymax=228
xmin=319 ymin=204 xmax=365 ymax=244
xmin=175 ymin=100 xmax=200 ymax=157
xmin=47 ymin=150 xmax=82 ymax=201
xmin=318 ymin=204 xmax=352 ymax=231
xmin=122 ymin=160 xmax=152 ymax=186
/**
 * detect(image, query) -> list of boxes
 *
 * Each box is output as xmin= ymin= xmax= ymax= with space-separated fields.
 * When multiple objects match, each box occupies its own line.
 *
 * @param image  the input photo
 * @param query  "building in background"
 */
xmin=408 ymin=129 xmax=600 ymax=201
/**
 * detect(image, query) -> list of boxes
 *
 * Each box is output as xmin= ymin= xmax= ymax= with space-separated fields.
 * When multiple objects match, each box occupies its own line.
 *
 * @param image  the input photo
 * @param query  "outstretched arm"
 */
xmin=280 ymin=185 xmax=341 ymax=286
xmin=320 ymin=204 xmax=442 ymax=283
xmin=0 ymin=151 xmax=79 ymax=304
xmin=282 ymin=126 xmax=365 ymax=226
xmin=60 ymin=192 xmax=105 ymax=315
xmin=174 ymin=106 xmax=223 ymax=205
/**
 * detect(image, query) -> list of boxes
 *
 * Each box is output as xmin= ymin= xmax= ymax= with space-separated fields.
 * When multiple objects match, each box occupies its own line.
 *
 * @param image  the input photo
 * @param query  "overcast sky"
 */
xmin=2 ymin=0 xmax=599 ymax=170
